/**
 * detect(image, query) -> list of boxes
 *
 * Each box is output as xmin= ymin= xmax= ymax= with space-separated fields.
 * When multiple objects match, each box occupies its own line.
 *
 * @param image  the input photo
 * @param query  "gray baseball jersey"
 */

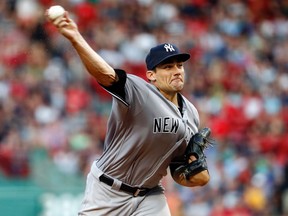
xmin=96 ymin=69 xmax=200 ymax=189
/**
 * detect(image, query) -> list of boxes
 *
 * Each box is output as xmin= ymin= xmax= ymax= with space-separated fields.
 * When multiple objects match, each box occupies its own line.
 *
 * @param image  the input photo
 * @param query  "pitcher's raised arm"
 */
xmin=45 ymin=8 xmax=117 ymax=87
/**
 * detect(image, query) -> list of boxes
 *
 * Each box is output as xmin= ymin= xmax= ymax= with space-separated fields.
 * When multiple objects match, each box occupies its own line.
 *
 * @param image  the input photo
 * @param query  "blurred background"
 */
xmin=0 ymin=0 xmax=288 ymax=215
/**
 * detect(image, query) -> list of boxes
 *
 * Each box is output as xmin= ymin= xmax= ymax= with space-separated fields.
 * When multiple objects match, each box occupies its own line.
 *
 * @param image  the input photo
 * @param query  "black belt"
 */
xmin=99 ymin=174 xmax=151 ymax=197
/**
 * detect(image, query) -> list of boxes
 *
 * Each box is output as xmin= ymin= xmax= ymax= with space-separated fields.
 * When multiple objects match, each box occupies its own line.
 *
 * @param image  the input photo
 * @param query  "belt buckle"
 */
xmin=133 ymin=188 xmax=145 ymax=197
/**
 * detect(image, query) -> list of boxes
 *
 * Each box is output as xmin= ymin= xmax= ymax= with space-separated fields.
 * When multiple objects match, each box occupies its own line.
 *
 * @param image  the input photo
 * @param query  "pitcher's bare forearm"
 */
xmin=171 ymin=155 xmax=210 ymax=187
xmin=70 ymin=33 xmax=117 ymax=86
xmin=172 ymin=169 xmax=210 ymax=187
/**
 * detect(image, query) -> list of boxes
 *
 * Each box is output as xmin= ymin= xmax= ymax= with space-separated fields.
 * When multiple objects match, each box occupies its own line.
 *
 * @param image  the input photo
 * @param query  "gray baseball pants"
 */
xmin=78 ymin=162 xmax=171 ymax=216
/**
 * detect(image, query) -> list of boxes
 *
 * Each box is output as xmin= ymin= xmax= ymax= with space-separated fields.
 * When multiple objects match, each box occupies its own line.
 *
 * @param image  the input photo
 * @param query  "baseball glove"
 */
xmin=185 ymin=127 xmax=212 ymax=160
xmin=171 ymin=127 xmax=213 ymax=181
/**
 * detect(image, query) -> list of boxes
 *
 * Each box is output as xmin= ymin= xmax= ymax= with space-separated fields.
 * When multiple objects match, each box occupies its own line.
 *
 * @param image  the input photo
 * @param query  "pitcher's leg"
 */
xmin=78 ymin=172 xmax=137 ymax=216
xmin=131 ymin=192 xmax=171 ymax=216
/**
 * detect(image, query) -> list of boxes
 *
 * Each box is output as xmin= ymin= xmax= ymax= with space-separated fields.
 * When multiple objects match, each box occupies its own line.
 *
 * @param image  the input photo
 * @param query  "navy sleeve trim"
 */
xmin=101 ymin=69 xmax=128 ymax=105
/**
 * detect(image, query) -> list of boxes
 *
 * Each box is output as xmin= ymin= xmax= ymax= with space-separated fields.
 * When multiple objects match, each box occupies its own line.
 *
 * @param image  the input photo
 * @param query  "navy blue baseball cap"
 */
xmin=145 ymin=43 xmax=190 ymax=70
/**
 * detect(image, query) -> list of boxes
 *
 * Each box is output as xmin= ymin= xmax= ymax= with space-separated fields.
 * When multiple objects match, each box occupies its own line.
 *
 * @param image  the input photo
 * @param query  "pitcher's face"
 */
xmin=153 ymin=60 xmax=185 ymax=93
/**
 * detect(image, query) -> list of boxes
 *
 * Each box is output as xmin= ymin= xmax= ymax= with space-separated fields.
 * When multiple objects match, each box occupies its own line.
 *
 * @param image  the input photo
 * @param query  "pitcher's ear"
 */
xmin=146 ymin=70 xmax=156 ymax=82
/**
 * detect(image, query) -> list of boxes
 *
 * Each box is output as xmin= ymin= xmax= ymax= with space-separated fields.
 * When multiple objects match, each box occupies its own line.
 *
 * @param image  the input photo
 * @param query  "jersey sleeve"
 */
xmin=102 ymin=69 xmax=127 ymax=101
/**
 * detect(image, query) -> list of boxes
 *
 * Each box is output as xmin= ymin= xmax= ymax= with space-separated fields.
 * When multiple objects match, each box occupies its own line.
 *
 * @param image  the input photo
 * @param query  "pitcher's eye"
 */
xmin=165 ymin=65 xmax=173 ymax=69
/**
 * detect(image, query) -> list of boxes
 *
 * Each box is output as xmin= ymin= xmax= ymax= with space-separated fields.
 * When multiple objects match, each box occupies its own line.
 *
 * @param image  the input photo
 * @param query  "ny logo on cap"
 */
xmin=164 ymin=44 xmax=175 ymax=52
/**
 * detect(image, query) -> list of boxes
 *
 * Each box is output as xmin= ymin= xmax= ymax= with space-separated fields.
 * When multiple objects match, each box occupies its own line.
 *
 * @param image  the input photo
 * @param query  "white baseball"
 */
xmin=48 ymin=5 xmax=65 ymax=20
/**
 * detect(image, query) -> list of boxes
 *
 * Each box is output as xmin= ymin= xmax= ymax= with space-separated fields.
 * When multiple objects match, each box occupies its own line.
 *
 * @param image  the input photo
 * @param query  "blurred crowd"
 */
xmin=0 ymin=0 xmax=288 ymax=215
